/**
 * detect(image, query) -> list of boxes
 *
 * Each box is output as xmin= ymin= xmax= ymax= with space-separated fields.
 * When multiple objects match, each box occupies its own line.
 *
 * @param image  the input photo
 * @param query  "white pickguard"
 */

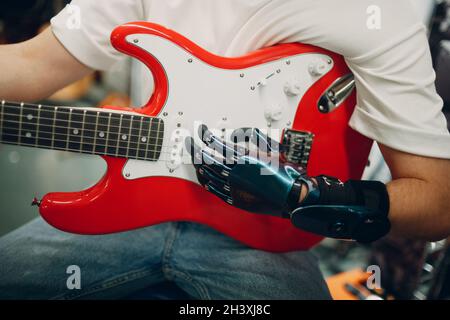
xmin=122 ymin=33 xmax=333 ymax=182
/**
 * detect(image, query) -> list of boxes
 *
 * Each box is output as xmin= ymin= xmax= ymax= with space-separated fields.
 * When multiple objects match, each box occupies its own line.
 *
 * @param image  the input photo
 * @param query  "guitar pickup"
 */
xmin=282 ymin=129 xmax=314 ymax=168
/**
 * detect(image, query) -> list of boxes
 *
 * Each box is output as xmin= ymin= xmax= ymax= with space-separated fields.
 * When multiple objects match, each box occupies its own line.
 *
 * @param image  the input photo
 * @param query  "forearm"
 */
xmin=387 ymin=177 xmax=450 ymax=241
xmin=0 ymin=43 xmax=40 ymax=101
xmin=379 ymin=145 xmax=450 ymax=241
xmin=298 ymin=175 xmax=449 ymax=241
xmin=0 ymin=28 xmax=92 ymax=102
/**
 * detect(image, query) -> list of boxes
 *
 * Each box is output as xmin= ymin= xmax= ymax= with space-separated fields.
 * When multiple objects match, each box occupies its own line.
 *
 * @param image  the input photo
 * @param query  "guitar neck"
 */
xmin=0 ymin=100 xmax=164 ymax=161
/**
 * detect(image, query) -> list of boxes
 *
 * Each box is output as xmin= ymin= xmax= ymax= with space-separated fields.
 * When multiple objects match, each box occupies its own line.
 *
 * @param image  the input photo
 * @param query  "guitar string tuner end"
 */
xmin=31 ymin=197 xmax=41 ymax=207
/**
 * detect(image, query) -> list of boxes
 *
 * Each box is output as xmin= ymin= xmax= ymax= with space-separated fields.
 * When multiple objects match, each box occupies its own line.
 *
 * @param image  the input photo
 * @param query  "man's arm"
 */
xmin=189 ymin=128 xmax=450 ymax=243
xmin=0 ymin=27 xmax=92 ymax=101
xmin=381 ymin=145 xmax=450 ymax=241
xmin=296 ymin=146 xmax=450 ymax=241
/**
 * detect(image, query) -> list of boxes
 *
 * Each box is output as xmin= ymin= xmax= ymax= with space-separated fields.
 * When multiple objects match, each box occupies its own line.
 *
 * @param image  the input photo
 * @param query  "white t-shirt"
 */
xmin=51 ymin=0 xmax=450 ymax=159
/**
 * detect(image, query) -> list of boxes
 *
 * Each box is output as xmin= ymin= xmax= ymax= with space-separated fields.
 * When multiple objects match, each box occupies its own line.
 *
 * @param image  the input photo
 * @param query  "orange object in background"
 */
xmin=49 ymin=75 xmax=95 ymax=101
xmin=98 ymin=92 xmax=131 ymax=109
xmin=326 ymin=269 xmax=371 ymax=300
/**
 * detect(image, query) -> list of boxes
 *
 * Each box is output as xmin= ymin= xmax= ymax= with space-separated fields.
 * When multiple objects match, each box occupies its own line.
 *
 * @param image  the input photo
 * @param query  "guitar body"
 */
xmin=38 ymin=22 xmax=373 ymax=252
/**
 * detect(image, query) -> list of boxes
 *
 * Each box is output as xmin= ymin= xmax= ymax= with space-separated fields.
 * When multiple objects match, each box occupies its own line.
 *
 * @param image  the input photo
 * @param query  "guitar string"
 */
xmin=0 ymin=137 xmax=195 ymax=164
xmin=0 ymin=108 xmax=162 ymax=125
xmin=0 ymin=129 xmax=281 ymax=164
xmin=0 ymin=116 xmax=233 ymax=150
xmin=0 ymin=102 xmax=160 ymax=123
xmin=0 ymin=140 xmax=183 ymax=163
xmin=0 ymin=124 xmax=241 ymax=157
xmin=0 ymin=130 xmax=252 ymax=163
xmin=0 ymin=118 xmax=165 ymax=143
xmin=0 ymin=137 xmax=290 ymax=167
xmin=1 ymin=108 xmax=229 ymax=145
xmin=0 ymin=112 xmax=165 ymax=137
xmin=1 ymin=104 xmax=249 ymax=160
xmin=1 ymin=121 xmax=265 ymax=155
xmin=0 ymin=142 xmax=200 ymax=165
xmin=0 ymin=130 xmax=179 ymax=154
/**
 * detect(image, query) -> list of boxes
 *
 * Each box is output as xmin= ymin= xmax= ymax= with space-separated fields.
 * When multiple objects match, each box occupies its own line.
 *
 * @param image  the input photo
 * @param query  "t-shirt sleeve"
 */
xmin=346 ymin=19 xmax=450 ymax=159
xmin=50 ymin=0 xmax=144 ymax=71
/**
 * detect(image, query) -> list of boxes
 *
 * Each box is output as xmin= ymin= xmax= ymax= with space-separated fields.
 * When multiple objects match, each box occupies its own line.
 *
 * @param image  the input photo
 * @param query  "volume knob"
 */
xmin=264 ymin=104 xmax=284 ymax=122
xmin=308 ymin=59 xmax=328 ymax=76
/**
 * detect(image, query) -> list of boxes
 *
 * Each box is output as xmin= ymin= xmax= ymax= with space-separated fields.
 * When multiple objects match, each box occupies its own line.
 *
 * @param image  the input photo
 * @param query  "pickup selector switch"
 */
xmin=166 ymin=130 xmax=184 ymax=172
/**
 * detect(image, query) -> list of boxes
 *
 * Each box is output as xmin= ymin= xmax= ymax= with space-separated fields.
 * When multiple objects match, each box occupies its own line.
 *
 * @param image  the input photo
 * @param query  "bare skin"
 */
xmin=0 ymin=28 xmax=92 ymax=102
xmin=1 ymin=28 xmax=450 ymax=241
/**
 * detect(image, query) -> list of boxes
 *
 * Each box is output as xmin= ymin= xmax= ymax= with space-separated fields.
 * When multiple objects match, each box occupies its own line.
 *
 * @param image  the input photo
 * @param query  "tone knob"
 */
xmin=284 ymin=80 xmax=302 ymax=97
xmin=264 ymin=104 xmax=284 ymax=122
xmin=308 ymin=59 xmax=328 ymax=76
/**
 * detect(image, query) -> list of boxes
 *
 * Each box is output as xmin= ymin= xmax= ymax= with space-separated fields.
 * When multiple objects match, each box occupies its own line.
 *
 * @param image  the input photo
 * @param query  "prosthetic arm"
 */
xmin=187 ymin=126 xmax=391 ymax=243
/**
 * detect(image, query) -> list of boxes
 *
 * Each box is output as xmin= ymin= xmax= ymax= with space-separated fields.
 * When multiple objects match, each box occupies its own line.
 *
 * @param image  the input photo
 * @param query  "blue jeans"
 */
xmin=0 ymin=218 xmax=331 ymax=299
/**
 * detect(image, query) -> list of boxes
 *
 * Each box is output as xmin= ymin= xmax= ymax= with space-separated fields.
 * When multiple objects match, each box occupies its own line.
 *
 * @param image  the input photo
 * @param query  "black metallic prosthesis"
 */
xmin=186 ymin=126 xmax=391 ymax=243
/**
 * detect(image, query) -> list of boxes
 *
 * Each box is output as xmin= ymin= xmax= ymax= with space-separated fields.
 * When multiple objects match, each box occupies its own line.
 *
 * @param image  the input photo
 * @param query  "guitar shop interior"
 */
xmin=0 ymin=0 xmax=449 ymax=301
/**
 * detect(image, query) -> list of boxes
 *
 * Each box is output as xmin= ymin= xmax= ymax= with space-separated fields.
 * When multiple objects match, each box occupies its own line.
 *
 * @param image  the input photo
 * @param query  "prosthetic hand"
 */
xmin=187 ymin=126 xmax=391 ymax=243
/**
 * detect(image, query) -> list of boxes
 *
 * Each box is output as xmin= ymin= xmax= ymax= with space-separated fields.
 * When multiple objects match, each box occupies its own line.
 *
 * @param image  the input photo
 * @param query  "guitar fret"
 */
xmin=106 ymin=113 xmax=112 ymax=155
xmin=158 ymin=120 xmax=164 ymax=158
xmin=115 ymin=115 xmax=123 ymax=157
xmin=2 ymin=104 xmax=20 ymax=145
xmin=107 ymin=113 xmax=121 ymax=156
xmin=125 ymin=116 xmax=133 ymax=158
xmin=68 ymin=109 xmax=84 ymax=151
xmin=154 ymin=117 xmax=163 ymax=160
xmin=50 ymin=107 xmax=57 ymax=149
xmin=144 ymin=117 xmax=151 ymax=160
xmin=79 ymin=110 xmax=87 ymax=152
xmin=81 ymin=111 xmax=97 ymax=154
xmin=117 ymin=114 xmax=131 ymax=157
xmin=53 ymin=107 xmax=70 ymax=150
xmin=93 ymin=112 xmax=100 ymax=154
xmin=136 ymin=116 xmax=144 ymax=155
xmin=18 ymin=103 xmax=24 ymax=146
xmin=138 ymin=117 xmax=150 ymax=160
xmin=0 ymin=101 xmax=165 ymax=162
xmin=38 ymin=106 xmax=56 ymax=148
xmin=35 ymin=105 xmax=42 ymax=147
xmin=116 ymin=114 xmax=123 ymax=157
xmin=20 ymin=105 xmax=39 ymax=146
xmin=129 ymin=116 xmax=143 ymax=160
xmin=153 ymin=117 xmax=164 ymax=160
xmin=0 ymin=100 xmax=5 ymax=142
xmin=65 ymin=109 xmax=73 ymax=151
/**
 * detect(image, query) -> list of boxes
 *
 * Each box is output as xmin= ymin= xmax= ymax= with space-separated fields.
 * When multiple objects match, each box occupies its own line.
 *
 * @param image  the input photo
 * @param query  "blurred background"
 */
xmin=0 ymin=0 xmax=133 ymax=236
xmin=0 ymin=0 xmax=449 ymax=300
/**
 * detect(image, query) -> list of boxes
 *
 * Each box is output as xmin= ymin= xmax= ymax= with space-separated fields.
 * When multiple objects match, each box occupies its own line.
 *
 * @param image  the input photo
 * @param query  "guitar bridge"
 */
xmin=282 ymin=129 xmax=314 ymax=168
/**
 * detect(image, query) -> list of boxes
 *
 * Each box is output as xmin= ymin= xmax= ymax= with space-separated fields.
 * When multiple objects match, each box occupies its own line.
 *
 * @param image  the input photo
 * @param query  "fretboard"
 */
xmin=0 ymin=101 xmax=164 ymax=161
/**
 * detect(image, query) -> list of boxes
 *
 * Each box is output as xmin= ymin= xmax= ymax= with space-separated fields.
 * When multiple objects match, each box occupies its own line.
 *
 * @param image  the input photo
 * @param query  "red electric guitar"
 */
xmin=0 ymin=22 xmax=373 ymax=252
